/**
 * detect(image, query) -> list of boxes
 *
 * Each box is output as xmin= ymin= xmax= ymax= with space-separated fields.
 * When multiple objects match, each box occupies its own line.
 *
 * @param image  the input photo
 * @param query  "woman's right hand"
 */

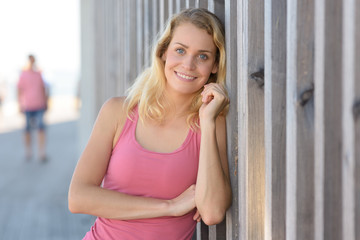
xmin=169 ymin=184 xmax=196 ymax=217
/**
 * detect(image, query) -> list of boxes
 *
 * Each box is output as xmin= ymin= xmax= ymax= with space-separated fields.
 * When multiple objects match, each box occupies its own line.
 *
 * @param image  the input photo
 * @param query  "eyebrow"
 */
xmin=174 ymin=42 xmax=213 ymax=54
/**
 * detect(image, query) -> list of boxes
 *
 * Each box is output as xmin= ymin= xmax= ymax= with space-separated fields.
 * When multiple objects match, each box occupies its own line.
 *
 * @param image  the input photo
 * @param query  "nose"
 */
xmin=182 ymin=55 xmax=196 ymax=70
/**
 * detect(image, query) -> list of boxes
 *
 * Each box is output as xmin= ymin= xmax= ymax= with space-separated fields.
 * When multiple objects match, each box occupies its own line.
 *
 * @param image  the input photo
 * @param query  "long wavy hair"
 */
xmin=125 ymin=8 xmax=227 ymax=129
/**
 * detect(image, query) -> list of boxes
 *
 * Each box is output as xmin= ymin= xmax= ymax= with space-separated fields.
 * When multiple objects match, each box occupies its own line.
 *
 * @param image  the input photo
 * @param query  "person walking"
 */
xmin=17 ymin=54 xmax=48 ymax=162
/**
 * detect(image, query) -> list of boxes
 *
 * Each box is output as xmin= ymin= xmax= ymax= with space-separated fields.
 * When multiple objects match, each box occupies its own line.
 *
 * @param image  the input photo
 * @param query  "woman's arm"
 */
xmin=68 ymin=97 xmax=196 ymax=220
xmin=195 ymin=83 xmax=232 ymax=226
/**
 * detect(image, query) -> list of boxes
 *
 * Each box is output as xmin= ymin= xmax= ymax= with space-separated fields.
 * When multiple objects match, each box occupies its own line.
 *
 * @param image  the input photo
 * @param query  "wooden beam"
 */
xmin=287 ymin=0 xmax=315 ymax=239
xmin=264 ymin=0 xmax=287 ymax=239
xmin=238 ymin=0 xmax=265 ymax=239
xmin=224 ymin=0 xmax=239 ymax=238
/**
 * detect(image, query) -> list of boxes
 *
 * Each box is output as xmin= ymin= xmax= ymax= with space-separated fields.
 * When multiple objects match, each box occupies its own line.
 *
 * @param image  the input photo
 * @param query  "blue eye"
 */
xmin=199 ymin=54 xmax=208 ymax=60
xmin=176 ymin=48 xmax=185 ymax=54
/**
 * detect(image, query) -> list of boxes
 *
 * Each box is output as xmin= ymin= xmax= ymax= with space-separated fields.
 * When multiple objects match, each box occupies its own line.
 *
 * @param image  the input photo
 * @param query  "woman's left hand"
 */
xmin=199 ymin=83 xmax=229 ymax=122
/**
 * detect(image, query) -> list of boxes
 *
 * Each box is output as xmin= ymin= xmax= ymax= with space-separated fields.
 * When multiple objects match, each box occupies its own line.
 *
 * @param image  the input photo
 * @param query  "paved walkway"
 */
xmin=0 ymin=102 xmax=94 ymax=239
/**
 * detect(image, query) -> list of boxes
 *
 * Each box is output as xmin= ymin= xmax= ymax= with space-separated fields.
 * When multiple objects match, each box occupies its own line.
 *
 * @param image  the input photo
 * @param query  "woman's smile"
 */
xmin=175 ymin=71 xmax=197 ymax=82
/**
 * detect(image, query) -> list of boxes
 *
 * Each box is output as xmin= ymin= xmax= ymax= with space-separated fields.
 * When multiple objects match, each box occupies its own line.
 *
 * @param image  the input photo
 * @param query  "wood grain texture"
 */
xmin=342 ymin=0 xmax=356 ymax=239
xmin=264 ymin=0 xmax=287 ymax=239
xmin=323 ymin=1 xmax=343 ymax=239
xmin=224 ymin=1 xmax=239 ymax=239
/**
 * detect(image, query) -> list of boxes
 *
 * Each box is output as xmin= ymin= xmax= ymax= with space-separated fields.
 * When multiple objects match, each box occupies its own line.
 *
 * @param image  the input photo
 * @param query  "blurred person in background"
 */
xmin=17 ymin=54 xmax=48 ymax=162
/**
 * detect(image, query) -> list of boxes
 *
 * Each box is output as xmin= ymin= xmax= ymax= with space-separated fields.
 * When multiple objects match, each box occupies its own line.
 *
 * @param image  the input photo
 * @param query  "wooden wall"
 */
xmin=79 ymin=0 xmax=360 ymax=239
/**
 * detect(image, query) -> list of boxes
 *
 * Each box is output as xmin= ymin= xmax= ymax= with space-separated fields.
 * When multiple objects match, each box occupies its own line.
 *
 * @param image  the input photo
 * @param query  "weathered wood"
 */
xmin=224 ymin=0 xmax=238 ymax=238
xmin=199 ymin=0 xmax=208 ymax=9
xmin=144 ymin=0 xmax=151 ymax=67
xmin=187 ymin=0 xmax=196 ymax=8
xmin=159 ymin=0 xmax=169 ymax=31
xmin=287 ymin=1 xmax=315 ymax=240
xmin=314 ymin=0 xmax=325 ymax=239
xmin=136 ymin=0 xmax=144 ymax=73
xmin=355 ymin=2 xmax=360 ymax=239
xmin=342 ymin=0 xmax=356 ymax=239
xmin=238 ymin=1 xmax=265 ymax=240
xmin=264 ymin=0 xmax=287 ymax=239
xmin=125 ymin=0 xmax=138 ymax=86
xmin=79 ymin=0 xmax=98 ymax=150
xmin=323 ymin=1 xmax=343 ymax=240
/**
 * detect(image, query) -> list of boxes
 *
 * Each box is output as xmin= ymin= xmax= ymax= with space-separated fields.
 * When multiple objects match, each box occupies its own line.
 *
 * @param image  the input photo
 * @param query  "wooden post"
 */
xmin=314 ymin=0 xmax=343 ymax=239
xmin=225 ymin=0 xmax=239 ymax=239
xmin=355 ymin=1 xmax=360 ymax=238
xmin=342 ymin=0 xmax=357 ymax=239
xmin=264 ymin=0 xmax=287 ymax=239
xmin=136 ymin=0 xmax=144 ymax=73
xmin=287 ymin=0 xmax=315 ymax=239
xmin=125 ymin=0 xmax=138 ymax=86
xmin=238 ymin=0 xmax=265 ymax=240
xmin=79 ymin=0 xmax=98 ymax=150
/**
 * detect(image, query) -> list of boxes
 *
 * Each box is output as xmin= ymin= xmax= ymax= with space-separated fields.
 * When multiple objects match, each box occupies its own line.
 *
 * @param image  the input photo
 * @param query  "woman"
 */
xmin=68 ymin=8 xmax=231 ymax=240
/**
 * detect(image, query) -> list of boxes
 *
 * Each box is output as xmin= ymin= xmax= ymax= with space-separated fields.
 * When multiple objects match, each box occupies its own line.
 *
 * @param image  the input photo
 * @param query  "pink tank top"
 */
xmin=83 ymin=108 xmax=201 ymax=240
xmin=17 ymin=70 xmax=47 ymax=111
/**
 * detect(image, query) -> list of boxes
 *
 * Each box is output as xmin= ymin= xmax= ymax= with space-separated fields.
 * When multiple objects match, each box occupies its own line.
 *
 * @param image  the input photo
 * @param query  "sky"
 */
xmin=0 ymin=0 xmax=80 ymax=97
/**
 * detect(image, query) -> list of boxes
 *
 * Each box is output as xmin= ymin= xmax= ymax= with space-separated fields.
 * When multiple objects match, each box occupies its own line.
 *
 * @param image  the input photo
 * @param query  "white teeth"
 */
xmin=177 ymin=72 xmax=195 ymax=80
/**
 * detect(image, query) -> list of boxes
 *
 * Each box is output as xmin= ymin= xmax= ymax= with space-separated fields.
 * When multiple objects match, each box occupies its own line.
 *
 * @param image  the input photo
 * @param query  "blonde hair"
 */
xmin=125 ymin=8 xmax=227 ymax=129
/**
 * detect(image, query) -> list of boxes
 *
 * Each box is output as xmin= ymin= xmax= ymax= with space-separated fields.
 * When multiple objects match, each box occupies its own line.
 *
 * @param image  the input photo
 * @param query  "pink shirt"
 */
xmin=83 ymin=108 xmax=201 ymax=240
xmin=17 ymin=70 xmax=47 ymax=111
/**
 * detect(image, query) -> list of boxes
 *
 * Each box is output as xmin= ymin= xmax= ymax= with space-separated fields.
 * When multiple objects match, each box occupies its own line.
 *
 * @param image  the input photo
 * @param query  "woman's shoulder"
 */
xmin=98 ymin=96 xmax=128 ymax=124
xmin=102 ymin=96 xmax=127 ymax=112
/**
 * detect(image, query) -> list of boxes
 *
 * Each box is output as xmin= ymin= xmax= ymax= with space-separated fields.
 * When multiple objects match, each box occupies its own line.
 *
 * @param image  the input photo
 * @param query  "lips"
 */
xmin=175 ymin=71 xmax=197 ymax=82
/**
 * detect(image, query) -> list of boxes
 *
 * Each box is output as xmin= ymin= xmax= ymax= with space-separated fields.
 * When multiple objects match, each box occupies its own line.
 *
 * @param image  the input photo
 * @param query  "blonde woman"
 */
xmin=68 ymin=8 xmax=231 ymax=240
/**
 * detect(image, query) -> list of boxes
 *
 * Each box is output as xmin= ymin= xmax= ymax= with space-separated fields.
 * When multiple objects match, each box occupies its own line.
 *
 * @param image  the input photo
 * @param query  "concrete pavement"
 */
xmin=0 ymin=102 xmax=94 ymax=240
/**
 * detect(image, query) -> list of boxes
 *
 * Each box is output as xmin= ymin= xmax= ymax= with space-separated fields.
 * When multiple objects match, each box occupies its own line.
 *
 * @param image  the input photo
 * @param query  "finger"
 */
xmin=202 ymin=88 xmax=225 ymax=103
xmin=193 ymin=209 xmax=200 ymax=220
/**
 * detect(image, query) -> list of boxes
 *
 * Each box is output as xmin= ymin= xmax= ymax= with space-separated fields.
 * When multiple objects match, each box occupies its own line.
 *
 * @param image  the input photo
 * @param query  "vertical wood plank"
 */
xmin=342 ymin=0 xmax=356 ymax=239
xmin=168 ymin=0 xmax=174 ymax=16
xmin=264 ymin=0 xmax=287 ymax=239
xmin=224 ymin=0 xmax=239 ymax=238
xmin=125 ymin=0 xmax=138 ymax=86
xmin=199 ymin=0 xmax=208 ymax=9
xmin=238 ymin=0 xmax=265 ymax=240
xmin=79 ymin=0 xmax=98 ymax=150
xmin=315 ymin=0 xmax=343 ymax=239
xmin=324 ymin=1 xmax=343 ymax=239
xmin=237 ymin=1 xmax=247 ymax=239
xmin=195 ymin=0 xmax=200 ymax=8
xmin=160 ymin=0 xmax=169 ymax=31
xmin=188 ymin=0 xmax=196 ymax=8
xmin=355 ymin=2 xmax=360 ymax=239
xmin=314 ymin=0 xmax=325 ymax=239
xmin=287 ymin=1 xmax=315 ymax=240
xmin=144 ymin=0 xmax=151 ymax=67
xmin=175 ymin=0 xmax=181 ymax=12
xmin=152 ymin=0 xmax=158 ymax=45
xmin=136 ymin=0 xmax=144 ymax=73
xmin=208 ymin=0 xmax=214 ymax=12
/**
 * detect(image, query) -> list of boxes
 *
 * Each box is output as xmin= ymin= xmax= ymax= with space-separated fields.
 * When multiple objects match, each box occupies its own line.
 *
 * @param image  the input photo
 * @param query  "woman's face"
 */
xmin=162 ymin=22 xmax=218 ymax=96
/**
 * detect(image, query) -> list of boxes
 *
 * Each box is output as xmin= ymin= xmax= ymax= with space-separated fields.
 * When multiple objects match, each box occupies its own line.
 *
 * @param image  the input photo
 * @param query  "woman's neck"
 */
xmin=163 ymin=90 xmax=195 ymax=118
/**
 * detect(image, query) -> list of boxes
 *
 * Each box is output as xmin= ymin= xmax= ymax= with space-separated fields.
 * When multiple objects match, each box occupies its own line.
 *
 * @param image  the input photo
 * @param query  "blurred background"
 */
xmin=0 ymin=0 xmax=94 ymax=239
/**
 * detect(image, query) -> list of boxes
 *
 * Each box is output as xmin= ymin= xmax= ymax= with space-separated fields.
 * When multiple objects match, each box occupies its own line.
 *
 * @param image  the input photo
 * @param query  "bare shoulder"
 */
xmin=101 ymin=97 xmax=130 ymax=148
xmin=99 ymin=97 xmax=127 ymax=123
xmin=102 ymin=96 xmax=127 ymax=114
